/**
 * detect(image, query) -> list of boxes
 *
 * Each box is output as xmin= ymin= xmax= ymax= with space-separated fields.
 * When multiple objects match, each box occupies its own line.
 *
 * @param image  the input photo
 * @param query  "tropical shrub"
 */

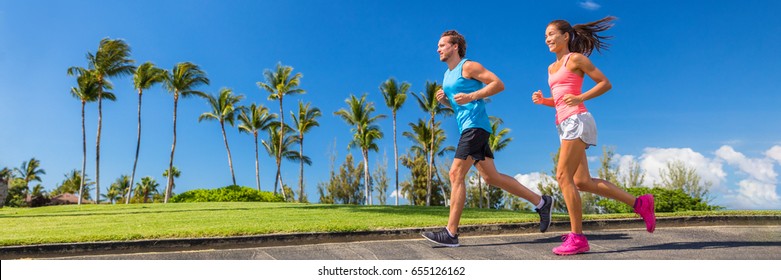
xmin=598 ymin=187 xmax=723 ymax=213
xmin=170 ymin=185 xmax=284 ymax=203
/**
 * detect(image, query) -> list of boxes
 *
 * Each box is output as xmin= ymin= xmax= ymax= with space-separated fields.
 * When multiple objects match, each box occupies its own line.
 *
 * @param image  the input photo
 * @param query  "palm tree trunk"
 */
xmin=363 ymin=149 xmax=370 ymax=205
xmin=79 ymin=101 xmax=86 ymax=205
xmin=254 ymin=132 xmax=260 ymax=191
xmin=128 ymin=90 xmax=143 ymax=204
xmin=220 ymin=121 xmax=236 ymax=186
xmin=164 ymin=94 xmax=178 ymax=203
xmin=478 ymin=176 xmax=484 ymax=208
xmin=278 ymin=170 xmax=286 ymax=200
xmin=95 ymin=87 xmax=103 ymax=204
xmin=277 ymin=98 xmax=284 ymax=193
xmin=486 ymin=185 xmax=490 ymax=209
xmin=393 ymin=112 xmax=399 ymax=206
xmin=433 ymin=158 xmax=449 ymax=206
xmin=298 ymin=135 xmax=304 ymax=203
xmin=274 ymin=150 xmax=281 ymax=195
xmin=426 ymin=116 xmax=434 ymax=206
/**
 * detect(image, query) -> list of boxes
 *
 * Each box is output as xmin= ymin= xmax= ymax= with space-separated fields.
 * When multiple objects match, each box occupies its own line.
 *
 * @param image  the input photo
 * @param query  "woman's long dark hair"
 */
xmin=549 ymin=16 xmax=616 ymax=57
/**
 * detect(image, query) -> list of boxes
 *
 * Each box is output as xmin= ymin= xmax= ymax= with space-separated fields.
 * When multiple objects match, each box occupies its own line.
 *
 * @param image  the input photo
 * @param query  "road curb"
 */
xmin=2 ymin=215 xmax=779 ymax=259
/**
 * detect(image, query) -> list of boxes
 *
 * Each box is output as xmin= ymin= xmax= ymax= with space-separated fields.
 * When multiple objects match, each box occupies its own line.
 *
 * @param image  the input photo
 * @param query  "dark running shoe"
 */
xmin=422 ymin=228 xmax=459 ymax=247
xmin=536 ymin=195 xmax=554 ymax=233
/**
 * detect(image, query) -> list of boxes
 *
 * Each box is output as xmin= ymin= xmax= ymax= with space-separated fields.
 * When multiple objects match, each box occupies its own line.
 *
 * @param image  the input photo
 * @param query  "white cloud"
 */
xmin=614 ymin=154 xmax=638 ymax=177
xmin=731 ymin=179 xmax=780 ymax=209
xmin=467 ymin=174 xmax=485 ymax=186
xmin=579 ymin=0 xmax=601 ymax=10
xmin=766 ymin=145 xmax=781 ymax=165
xmin=513 ymin=172 xmax=553 ymax=196
xmin=722 ymin=139 xmax=743 ymax=146
xmin=634 ymin=145 xmax=780 ymax=210
xmin=638 ymin=147 xmax=726 ymax=187
xmin=715 ymin=145 xmax=777 ymax=183
xmin=712 ymin=145 xmax=781 ymax=209
xmin=512 ymin=145 xmax=781 ymax=210
xmin=390 ymin=190 xmax=400 ymax=198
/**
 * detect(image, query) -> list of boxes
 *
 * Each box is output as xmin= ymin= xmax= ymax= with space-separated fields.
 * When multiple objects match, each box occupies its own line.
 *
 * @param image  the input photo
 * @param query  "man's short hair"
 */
xmin=441 ymin=30 xmax=466 ymax=58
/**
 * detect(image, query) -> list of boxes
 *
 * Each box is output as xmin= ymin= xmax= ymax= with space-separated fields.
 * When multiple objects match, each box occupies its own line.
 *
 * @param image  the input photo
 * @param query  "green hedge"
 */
xmin=170 ymin=185 xmax=285 ymax=203
xmin=598 ymin=187 xmax=723 ymax=213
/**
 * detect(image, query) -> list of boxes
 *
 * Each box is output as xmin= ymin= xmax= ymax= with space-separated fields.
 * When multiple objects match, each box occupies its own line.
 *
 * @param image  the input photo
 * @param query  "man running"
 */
xmin=422 ymin=30 xmax=554 ymax=247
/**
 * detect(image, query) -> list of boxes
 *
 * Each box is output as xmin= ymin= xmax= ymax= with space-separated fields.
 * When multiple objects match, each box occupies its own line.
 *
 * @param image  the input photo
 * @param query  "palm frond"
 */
xmin=134 ymin=62 xmax=166 ymax=91
xmin=258 ymin=62 xmax=305 ymax=101
xmin=164 ymin=62 xmax=209 ymax=97
xmin=91 ymin=38 xmax=136 ymax=79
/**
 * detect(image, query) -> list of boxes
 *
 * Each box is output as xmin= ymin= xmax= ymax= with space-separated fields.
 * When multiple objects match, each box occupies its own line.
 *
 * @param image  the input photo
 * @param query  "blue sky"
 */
xmin=1 ymin=0 xmax=780 ymax=209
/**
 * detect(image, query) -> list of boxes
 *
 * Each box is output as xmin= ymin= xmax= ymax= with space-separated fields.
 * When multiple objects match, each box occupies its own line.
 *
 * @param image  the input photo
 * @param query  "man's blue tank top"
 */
xmin=442 ymin=58 xmax=493 ymax=134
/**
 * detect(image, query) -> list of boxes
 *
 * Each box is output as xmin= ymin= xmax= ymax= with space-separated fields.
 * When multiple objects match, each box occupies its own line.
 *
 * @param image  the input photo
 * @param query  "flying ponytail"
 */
xmin=549 ymin=16 xmax=616 ymax=56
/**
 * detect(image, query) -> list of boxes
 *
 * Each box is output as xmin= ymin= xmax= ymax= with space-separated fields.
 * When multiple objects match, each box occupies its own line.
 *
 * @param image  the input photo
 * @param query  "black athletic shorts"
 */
xmin=454 ymin=128 xmax=494 ymax=164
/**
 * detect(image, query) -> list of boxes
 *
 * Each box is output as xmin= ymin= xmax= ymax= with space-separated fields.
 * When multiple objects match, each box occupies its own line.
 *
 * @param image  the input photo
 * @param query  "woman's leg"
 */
xmin=570 ymin=148 xmax=655 ymax=233
xmin=572 ymin=153 xmax=635 ymax=206
xmin=557 ymin=139 xmax=588 ymax=234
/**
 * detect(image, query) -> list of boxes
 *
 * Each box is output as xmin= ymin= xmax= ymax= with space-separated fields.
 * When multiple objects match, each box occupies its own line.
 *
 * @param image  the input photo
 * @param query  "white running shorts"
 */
xmin=557 ymin=112 xmax=597 ymax=148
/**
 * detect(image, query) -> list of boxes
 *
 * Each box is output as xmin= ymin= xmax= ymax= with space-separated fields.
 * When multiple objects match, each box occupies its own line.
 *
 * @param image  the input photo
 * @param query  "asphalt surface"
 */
xmin=4 ymin=216 xmax=780 ymax=260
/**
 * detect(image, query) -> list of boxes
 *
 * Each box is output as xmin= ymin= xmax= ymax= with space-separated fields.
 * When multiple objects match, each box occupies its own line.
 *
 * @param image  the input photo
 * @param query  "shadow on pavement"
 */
xmin=596 ymin=241 xmax=781 ymax=254
xmin=431 ymin=233 xmax=633 ymax=248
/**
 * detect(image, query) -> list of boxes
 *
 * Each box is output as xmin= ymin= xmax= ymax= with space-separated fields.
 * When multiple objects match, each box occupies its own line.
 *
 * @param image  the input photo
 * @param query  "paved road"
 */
xmin=45 ymin=225 xmax=781 ymax=260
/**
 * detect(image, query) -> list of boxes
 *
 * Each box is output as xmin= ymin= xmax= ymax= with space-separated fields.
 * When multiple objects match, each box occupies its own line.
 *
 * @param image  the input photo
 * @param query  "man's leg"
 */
xmin=422 ymin=157 xmax=474 ymax=247
xmin=447 ymin=157 xmax=476 ymax=235
xmin=474 ymin=157 xmax=541 ymax=205
xmin=474 ymin=157 xmax=553 ymax=232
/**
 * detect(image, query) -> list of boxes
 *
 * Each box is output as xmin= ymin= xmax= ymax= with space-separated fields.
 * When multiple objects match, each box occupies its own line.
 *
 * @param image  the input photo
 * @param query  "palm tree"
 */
xmin=163 ymin=62 xmax=209 ymax=203
xmin=69 ymin=69 xmax=114 ymax=204
xmin=1 ymin=167 xmax=12 ymax=208
xmin=14 ymin=158 xmax=46 ymax=194
xmin=380 ymin=78 xmax=410 ymax=206
xmin=51 ymin=169 xmax=94 ymax=201
xmin=257 ymin=63 xmax=305 ymax=192
xmin=403 ymin=119 xmax=455 ymax=205
xmin=199 ymin=88 xmax=244 ymax=186
xmin=0 ymin=168 xmax=10 ymax=183
xmin=486 ymin=116 xmax=512 ymax=208
xmin=134 ymin=176 xmax=159 ymax=203
xmin=291 ymin=101 xmax=321 ymax=202
xmin=262 ymin=122 xmax=310 ymax=198
xmin=162 ymin=166 xmax=181 ymax=196
xmin=238 ymin=103 xmax=277 ymax=191
xmin=67 ymin=38 xmax=135 ymax=204
xmin=334 ymin=94 xmax=386 ymax=205
xmin=128 ymin=62 xmax=166 ymax=204
xmin=413 ymin=81 xmax=453 ymax=206
xmin=30 ymin=184 xmax=46 ymax=197
xmin=0 ymin=167 xmax=10 ymax=183
xmin=105 ymin=175 xmax=129 ymax=204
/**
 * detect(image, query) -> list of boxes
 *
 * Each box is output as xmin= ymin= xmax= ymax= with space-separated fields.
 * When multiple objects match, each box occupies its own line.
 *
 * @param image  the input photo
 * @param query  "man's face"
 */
xmin=437 ymin=36 xmax=457 ymax=61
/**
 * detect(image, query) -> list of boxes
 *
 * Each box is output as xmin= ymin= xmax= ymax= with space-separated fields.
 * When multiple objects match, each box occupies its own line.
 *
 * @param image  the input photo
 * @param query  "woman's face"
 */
xmin=545 ymin=25 xmax=568 ymax=53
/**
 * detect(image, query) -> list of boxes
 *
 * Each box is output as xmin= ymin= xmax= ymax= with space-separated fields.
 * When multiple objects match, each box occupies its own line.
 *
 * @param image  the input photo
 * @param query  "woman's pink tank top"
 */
xmin=548 ymin=53 xmax=588 ymax=125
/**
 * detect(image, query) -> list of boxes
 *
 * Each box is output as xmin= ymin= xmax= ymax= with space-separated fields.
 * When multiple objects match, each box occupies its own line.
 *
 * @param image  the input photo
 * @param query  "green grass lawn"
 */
xmin=1 ymin=202 xmax=779 ymax=246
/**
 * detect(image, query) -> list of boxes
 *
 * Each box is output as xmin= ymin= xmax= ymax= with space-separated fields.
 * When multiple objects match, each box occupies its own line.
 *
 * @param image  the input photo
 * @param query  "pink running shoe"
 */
xmin=552 ymin=233 xmax=590 ymax=255
xmin=634 ymin=194 xmax=656 ymax=233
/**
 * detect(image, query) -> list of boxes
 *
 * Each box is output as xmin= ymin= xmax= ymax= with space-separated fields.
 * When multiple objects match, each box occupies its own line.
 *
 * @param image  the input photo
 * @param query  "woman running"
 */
xmin=531 ymin=16 xmax=656 ymax=255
